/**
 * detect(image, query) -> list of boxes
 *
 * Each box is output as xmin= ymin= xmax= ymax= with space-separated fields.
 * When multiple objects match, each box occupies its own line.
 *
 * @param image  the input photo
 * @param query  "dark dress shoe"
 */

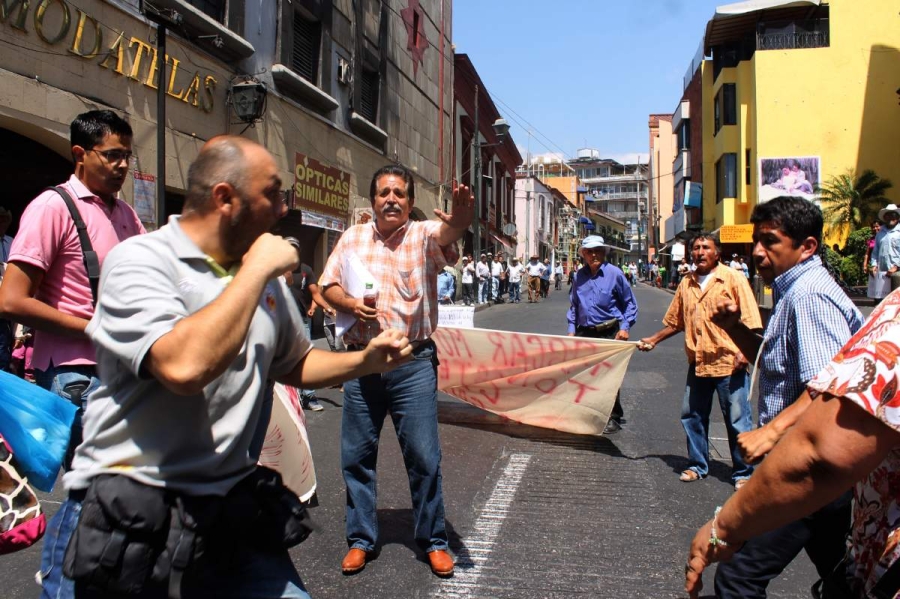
xmin=342 ymin=548 xmax=371 ymax=574
xmin=428 ymin=549 xmax=454 ymax=577
xmin=603 ymin=419 xmax=622 ymax=435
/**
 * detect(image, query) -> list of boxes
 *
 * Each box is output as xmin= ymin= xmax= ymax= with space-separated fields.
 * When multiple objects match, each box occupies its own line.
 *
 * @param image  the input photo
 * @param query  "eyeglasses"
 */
xmin=89 ymin=149 xmax=134 ymax=165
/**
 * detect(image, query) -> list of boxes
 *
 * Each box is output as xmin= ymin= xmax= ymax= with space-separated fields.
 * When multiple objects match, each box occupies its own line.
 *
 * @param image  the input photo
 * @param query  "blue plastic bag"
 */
xmin=0 ymin=371 xmax=78 ymax=491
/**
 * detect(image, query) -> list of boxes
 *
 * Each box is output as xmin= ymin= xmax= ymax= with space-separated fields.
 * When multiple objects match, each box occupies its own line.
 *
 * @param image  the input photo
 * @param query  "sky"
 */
xmin=452 ymin=0 xmax=726 ymax=164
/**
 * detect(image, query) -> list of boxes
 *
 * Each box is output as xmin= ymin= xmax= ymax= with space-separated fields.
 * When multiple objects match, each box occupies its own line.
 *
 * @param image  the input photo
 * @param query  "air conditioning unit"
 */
xmin=337 ymin=58 xmax=352 ymax=86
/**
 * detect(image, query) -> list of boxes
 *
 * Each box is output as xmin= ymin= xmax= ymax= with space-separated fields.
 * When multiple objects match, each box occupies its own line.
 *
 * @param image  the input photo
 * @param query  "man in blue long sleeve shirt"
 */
xmin=567 ymin=235 xmax=637 ymax=434
xmin=437 ymin=267 xmax=456 ymax=304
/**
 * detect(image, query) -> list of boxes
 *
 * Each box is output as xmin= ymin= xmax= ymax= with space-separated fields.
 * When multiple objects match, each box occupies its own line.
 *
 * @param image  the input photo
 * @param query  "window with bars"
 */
xmin=359 ymin=68 xmax=380 ymax=122
xmin=185 ymin=0 xmax=226 ymax=23
xmin=292 ymin=13 xmax=321 ymax=84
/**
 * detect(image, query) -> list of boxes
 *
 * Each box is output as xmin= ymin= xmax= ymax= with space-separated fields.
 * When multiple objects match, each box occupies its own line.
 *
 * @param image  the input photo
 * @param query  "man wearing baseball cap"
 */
xmin=567 ymin=235 xmax=637 ymax=433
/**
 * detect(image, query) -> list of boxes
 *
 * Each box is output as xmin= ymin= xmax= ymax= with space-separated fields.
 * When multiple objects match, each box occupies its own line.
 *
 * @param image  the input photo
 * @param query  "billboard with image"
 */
xmin=758 ymin=157 xmax=820 ymax=203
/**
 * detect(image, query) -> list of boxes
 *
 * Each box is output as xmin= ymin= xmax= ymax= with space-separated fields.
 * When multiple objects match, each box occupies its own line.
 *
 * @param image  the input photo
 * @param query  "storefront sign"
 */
xmin=293 ymin=153 xmax=350 ymax=219
xmin=301 ymin=209 xmax=346 ymax=233
xmin=1 ymin=0 xmax=217 ymax=113
xmin=719 ymin=224 xmax=754 ymax=244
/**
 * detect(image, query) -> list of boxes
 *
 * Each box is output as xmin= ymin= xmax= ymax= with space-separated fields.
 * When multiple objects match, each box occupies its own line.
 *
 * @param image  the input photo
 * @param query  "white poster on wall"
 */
xmin=132 ymin=171 xmax=156 ymax=224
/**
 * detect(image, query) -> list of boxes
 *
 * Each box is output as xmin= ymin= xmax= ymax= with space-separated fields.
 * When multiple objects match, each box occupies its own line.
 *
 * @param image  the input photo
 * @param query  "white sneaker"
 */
xmin=303 ymin=397 xmax=324 ymax=412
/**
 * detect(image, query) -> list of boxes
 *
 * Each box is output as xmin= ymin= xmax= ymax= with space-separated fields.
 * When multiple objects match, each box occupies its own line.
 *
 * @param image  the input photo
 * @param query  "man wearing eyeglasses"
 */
xmin=0 ymin=110 xmax=145 ymax=469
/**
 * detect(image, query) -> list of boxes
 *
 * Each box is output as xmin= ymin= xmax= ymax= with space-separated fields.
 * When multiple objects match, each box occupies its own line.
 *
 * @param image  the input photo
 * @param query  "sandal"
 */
xmin=679 ymin=469 xmax=702 ymax=482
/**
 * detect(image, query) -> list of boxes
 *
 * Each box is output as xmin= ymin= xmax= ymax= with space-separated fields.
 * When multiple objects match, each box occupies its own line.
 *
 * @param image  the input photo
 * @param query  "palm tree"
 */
xmin=818 ymin=169 xmax=893 ymax=238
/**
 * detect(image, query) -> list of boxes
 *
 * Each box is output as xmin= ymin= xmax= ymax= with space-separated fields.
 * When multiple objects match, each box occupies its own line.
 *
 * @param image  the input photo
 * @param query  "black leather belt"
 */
xmin=578 ymin=319 xmax=619 ymax=334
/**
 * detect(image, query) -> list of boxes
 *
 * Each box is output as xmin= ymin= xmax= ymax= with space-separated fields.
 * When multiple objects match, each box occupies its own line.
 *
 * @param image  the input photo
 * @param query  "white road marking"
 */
xmin=435 ymin=453 xmax=532 ymax=597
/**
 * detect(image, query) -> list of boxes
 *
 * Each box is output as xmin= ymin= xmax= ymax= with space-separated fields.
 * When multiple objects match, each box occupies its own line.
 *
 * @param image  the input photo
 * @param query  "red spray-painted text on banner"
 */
xmin=434 ymin=327 xmax=635 ymax=436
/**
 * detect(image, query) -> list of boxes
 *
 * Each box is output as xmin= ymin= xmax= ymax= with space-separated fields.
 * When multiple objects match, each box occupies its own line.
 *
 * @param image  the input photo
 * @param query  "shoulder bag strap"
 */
xmin=48 ymin=186 xmax=100 ymax=307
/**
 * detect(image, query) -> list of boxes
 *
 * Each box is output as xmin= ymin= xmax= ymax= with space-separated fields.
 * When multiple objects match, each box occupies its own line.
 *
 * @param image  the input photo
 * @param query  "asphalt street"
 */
xmin=6 ymin=282 xmax=833 ymax=598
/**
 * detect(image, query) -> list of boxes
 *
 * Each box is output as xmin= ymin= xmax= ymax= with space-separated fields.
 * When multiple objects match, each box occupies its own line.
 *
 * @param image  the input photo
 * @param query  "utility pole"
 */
xmin=473 ymin=85 xmax=481 ymax=261
xmin=140 ymin=1 xmax=181 ymax=228
xmin=525 ymin=188 xmax=531 ymax=259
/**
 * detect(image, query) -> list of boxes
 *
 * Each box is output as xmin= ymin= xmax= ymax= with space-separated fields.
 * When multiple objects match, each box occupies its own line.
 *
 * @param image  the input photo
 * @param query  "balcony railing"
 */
xmin=756 ymin=18 xmax=829 ymax=51
xmin=587 ymin=191 xmax=648 ymax=201
xmin=757 ymin=29 xmax=828 ymax=50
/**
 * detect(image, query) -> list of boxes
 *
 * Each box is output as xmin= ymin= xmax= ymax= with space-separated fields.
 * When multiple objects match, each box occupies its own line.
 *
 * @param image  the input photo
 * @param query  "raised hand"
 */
xmin=433 ymin=183 xmax=475 ymax=231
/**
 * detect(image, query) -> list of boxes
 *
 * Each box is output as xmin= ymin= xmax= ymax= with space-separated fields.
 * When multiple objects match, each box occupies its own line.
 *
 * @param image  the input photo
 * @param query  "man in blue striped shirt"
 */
xmin=710 ymin=196 xmax=864 ymax=598
xmin=567 ymin=235 xmax=637 ymax=433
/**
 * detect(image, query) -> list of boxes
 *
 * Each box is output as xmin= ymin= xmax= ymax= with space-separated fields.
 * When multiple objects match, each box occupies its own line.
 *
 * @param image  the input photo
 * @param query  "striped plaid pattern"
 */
xmin=663 ymin=264 xmax=762 ymax=377
xmin=758 ymin=255 xmax=863 ymax=425
xmin=320 ymin=220 xmax=458 ymax=345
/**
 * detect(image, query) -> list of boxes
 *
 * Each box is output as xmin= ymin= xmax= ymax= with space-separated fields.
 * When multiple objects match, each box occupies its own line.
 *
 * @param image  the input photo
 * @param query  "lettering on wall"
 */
xmin=294 ymin=152 xmax=351 ymax=219
xmin=0 ymin=0 xmax=217 ymax=113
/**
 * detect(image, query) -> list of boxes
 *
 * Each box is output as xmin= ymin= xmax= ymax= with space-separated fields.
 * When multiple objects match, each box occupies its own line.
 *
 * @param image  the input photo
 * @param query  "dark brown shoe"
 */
xmin=341 ymin=548 xmax=370 ymax=574
xmin=428 ymin=549 xmax=454 ymax=577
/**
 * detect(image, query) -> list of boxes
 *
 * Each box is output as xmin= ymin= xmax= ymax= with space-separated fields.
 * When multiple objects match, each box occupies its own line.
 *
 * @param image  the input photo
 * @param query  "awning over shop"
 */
xmin=578 ymin=216 xmax=592 ymax=224
xmin=490 ymin=233 xmax=514 ymax=253
xmin=583 ymin=223 xmax=596 ymax=231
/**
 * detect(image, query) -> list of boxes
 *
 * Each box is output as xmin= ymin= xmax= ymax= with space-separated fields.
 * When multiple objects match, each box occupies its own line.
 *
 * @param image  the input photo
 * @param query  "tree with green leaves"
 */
xmin=818 ymin=169 xmax=893 ymax=239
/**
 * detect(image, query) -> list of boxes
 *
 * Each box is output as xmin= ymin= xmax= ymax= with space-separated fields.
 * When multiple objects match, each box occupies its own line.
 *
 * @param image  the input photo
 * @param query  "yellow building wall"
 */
xmin=701 ymin=61 xmax=718 ymax=232
xmin=704 ymin=0 xmax=900 ymax=238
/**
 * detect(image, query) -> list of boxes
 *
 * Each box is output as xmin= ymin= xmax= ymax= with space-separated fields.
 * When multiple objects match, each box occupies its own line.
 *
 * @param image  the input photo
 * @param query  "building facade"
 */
xmin=569 ymin=150 xmax=649 ymax=264
xmin=648 ymin=113 xmax=675 ymax=262
xmin=699 ymin=0 xmax=900 ymax=253
xmin=0 ymin=0 xmax=454 ymax=274
xmin=453 ymin=53 xmax=520 ymax=259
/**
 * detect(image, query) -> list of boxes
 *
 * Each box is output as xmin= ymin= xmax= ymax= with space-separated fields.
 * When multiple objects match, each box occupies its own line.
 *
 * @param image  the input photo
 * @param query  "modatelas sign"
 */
xmin=294 ymin=153 xmax=350 ymax=219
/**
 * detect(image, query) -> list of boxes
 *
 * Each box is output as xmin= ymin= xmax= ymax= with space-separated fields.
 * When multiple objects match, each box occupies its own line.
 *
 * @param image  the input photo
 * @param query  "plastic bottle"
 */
xmin=363 ymin=282 xmax=378 ymax=334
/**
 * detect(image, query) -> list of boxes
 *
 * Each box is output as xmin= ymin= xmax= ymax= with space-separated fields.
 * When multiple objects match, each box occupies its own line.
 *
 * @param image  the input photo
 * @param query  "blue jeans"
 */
xmin=341 ymin=341 xmax=447 ymax=553
xmin=680 ymin=364 xmax=754 ymax=482
xmin=299 ymin=319 xmax=314 ymax=400
xmin=490 ymin=276 xmax=499 ymax=300
xmin=714 ymin=491 xmax=853 ymax=598
xmin=40 ymin=495 xmax=311 ymax=599
xmin=35 ymin=364 xmax=101 ymax=471
xmin=478 ymin=279 xmax=489 ymax=303
xmin=509 ymin=281 xmax=521 ymax=302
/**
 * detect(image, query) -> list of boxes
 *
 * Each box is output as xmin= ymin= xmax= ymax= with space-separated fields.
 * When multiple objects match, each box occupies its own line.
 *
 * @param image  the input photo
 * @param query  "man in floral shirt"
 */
xmin=685 ymin=289 xmax=900 ymax=598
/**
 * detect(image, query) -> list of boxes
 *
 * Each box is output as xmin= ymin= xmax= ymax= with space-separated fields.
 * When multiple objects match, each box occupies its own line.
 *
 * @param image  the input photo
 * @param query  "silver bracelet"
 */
xmin=709 ymin=506 xmax=729 ymax=547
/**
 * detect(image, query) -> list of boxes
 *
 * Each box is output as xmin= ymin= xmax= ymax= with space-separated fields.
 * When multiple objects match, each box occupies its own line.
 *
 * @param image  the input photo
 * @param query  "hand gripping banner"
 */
xmin=433 ymin=327 xmax=636 ymax=436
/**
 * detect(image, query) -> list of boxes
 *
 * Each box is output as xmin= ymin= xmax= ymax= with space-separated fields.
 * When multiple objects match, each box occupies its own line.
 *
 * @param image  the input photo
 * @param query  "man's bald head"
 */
xmin=184 ymin=136 xmax=258 ymax=215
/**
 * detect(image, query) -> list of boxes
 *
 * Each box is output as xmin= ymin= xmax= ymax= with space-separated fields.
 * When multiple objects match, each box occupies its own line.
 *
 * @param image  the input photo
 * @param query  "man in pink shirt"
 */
xmin=0 ymin=110 xmax=145 ymax=467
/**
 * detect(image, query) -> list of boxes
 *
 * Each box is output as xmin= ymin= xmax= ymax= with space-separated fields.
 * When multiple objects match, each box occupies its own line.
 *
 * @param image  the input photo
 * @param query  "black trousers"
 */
xmin=714 ymin=490 xmax=852 ymax=598
xmin=575 ymin=325 xmax=625 ymax=422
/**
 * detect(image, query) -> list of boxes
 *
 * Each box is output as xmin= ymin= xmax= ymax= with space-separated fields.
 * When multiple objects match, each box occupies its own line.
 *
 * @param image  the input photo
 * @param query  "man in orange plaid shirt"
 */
xmin=321 ymin=165 xmax=473 ymax=578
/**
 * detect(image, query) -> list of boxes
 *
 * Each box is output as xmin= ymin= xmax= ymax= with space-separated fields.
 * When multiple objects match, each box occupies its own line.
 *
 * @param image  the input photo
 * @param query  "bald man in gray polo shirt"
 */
xmin=39 ymin=136 xmax=412 ymax=599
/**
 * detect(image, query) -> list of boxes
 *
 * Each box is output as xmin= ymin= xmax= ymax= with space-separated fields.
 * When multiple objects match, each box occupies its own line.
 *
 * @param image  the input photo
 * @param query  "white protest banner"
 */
xmin=259 ymin=383 xmax=317 ymax=502
xmin=433 ymin=327 xmax=636 ymax=436
xmin=437 ymin=306 xmax=475 ymax=329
